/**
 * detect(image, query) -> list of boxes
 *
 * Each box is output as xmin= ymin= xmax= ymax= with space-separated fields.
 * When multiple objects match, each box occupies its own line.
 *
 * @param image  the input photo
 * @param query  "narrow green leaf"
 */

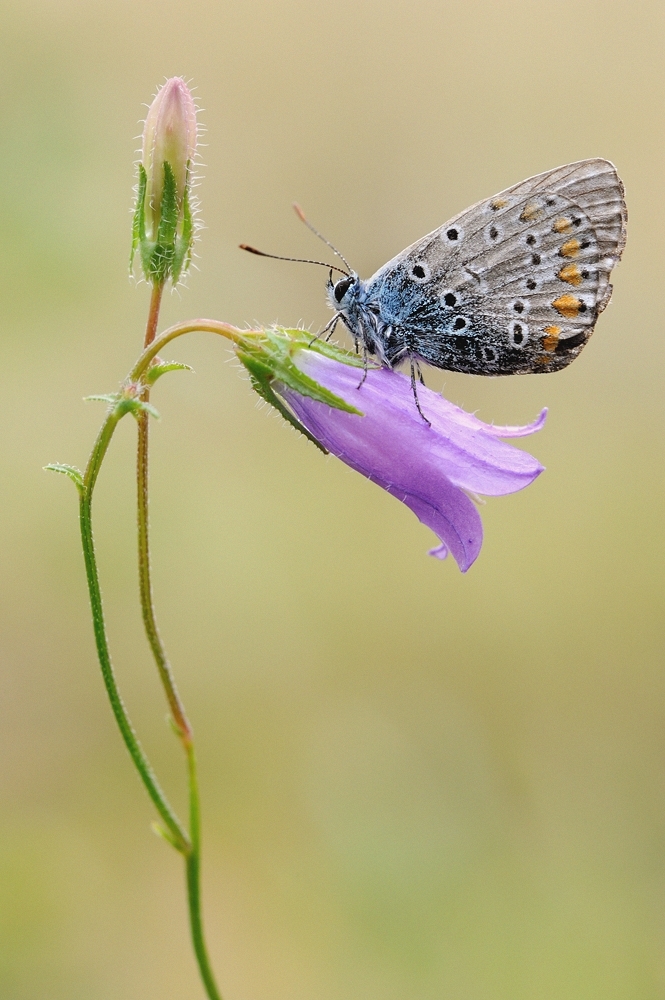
xmin=146 ymin=361 xmax=194 ymax=385
xmin=151 ymin=821 xmax=188 ymax=855
xmin=44 ymin=463 xmax=85 ymax=494
xmin=84 ymin=393 xmax=119 ymax=405
xmin=133 ymin=399 xmax=160 ymax=419
xmin=119 ymin=398 xmax=160 ymax=420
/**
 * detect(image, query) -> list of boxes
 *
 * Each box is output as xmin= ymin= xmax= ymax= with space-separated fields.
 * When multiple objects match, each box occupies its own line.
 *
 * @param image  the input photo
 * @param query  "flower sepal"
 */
xmin=236 ymin=327 xmax=367 ymax=452
xmin=131 ymin=163 xmax=195 ymax=286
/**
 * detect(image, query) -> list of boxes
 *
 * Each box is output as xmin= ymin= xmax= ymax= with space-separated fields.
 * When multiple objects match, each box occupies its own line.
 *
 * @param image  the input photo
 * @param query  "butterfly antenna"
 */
xmin=293 ymin=203 xmax=352 ymax=273
xmin=239 ymin=244 xmax=348 ymax=276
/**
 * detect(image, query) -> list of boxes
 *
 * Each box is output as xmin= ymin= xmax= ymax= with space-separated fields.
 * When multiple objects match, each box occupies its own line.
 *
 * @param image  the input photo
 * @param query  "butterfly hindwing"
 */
xmin=364 ymin=159 xmax=626 ymax=375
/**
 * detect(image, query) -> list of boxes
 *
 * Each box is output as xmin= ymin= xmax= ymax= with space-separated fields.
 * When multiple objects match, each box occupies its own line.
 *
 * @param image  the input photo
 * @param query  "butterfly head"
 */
xmin=328 ymin=272 xmax=360 ymax=312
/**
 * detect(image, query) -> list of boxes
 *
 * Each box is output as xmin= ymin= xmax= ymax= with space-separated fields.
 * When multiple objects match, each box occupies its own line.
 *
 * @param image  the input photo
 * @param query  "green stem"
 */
xmin=186 ymin=744 xmax=223 ymax=1000
xmin=137 ymin=286 xmax=193 ymax=744
xmin=136 ymin=292 xmax=222 ymax=999
xmin=130 ymin=319 xmax=249 ymax=383
xmin=79 ymin=409 xmax=190 ymax=854
xmin=79 ymin=316 xmax=249 ymax=997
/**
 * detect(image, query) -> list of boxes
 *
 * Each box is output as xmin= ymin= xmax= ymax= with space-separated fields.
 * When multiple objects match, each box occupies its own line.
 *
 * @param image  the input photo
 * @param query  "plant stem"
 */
xmin=136 ymin=290 xmax=223 ymax=1000
xmin=186 ymin=743 xmax=223 ymax=1000
xmin=79 ymin=317 xmax=248 ymax=997
xmin=79 ymin=409 xmax=190 ymax=854
xmin=136 ymin=285 xmax=194 ymax=743
xmin=130 ymin=319 xmax=249 ymax=383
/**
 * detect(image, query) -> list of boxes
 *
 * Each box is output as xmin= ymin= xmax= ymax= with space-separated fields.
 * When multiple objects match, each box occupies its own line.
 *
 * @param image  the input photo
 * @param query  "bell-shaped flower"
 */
xmin=278 ymin=346 xmax=545 ymax=571
xmin=236 ymin=329 xmax=545 ymax=571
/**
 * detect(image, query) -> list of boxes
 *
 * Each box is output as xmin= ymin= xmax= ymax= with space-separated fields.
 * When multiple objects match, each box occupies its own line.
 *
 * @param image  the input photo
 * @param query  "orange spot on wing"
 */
xmin=553 ymin=217 xmax=572 ymax=233
xmin=520 ymin=201 xmax=544 ymax=222
xmin=542 ymin=326 xmax=561 ymax=352
xmin=490 ymin=197 xmax=508 ymax=210
xmin=552 ymin=295 xmax=582 ymax=319
xmin=560 ymin=238 xmax=580 ymax=258
xmin=558 ymin=263 xmax=583 ymax=286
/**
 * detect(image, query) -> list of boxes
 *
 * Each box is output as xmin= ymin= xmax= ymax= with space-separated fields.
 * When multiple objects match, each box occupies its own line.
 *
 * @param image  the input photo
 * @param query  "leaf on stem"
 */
xmin=151 ymin=820 xmax=189 ymax=855
xmin=146 ymin=360 xmax=194 ymax=385
xmin=44 ymin=463 xmax=85 ymax=494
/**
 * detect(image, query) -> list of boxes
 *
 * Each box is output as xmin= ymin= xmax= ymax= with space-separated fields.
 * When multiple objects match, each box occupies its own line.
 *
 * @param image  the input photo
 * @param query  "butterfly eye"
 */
xmin=508 ymin=320 xmax=530 ymax=347
xmin=333 ymin=276 xmax=354 ymax=303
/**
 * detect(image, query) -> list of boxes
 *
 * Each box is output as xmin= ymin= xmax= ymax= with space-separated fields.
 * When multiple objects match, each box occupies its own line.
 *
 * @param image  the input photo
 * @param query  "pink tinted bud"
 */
xmin=142 ymin=78 xmax=197 ymax=239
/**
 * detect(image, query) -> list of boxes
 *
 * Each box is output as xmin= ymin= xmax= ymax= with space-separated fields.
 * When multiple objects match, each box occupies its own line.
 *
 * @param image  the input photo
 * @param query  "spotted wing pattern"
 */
xmin=366 ymin=159 xmax=627 ymax=375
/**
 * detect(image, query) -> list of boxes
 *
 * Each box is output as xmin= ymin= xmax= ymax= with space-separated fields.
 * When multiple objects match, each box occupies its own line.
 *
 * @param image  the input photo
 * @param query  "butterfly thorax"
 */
xmin=329 ymin=273 xmax=408 ymax=368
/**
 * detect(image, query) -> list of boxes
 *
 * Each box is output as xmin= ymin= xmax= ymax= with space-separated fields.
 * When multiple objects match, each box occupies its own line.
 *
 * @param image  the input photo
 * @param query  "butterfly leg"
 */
xmin=409 ymin=355 xmax=431 ymax=426
xmin=356 ymin=344 xmax=370 ymax=389
xmin=308 ymin=313 xmax=339 ymax=348
xmin=325 ymin=315 xmax=340 ymax=343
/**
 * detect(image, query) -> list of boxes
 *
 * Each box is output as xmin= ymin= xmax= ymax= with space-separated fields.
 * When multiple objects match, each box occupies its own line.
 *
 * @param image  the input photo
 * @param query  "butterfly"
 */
xmin=328 ymin=159 xmax=625 ymax=375
xmin=242 ymin=159 xmax=626 ymax=415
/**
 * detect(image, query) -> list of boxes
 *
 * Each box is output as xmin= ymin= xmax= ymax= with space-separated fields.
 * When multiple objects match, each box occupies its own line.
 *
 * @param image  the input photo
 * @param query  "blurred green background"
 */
xmin=1 ymin=1 xmax=663 ymax=997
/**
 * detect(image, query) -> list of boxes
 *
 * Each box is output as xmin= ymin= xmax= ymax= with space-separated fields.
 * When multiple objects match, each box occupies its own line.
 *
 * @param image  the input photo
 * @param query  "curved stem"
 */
xmin=79 ymin=410 xmax=190 ymax=854
xmin=79 ymin=316 xmax=246 ymax=997
xmin=130 ymin=319 xmax=251 ymax=383
xmin=136 ymin=298 xmax=225 ymax=999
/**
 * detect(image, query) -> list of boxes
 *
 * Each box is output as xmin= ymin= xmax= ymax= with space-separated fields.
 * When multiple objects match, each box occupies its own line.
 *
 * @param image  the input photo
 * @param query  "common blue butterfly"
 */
xmin=243 ymin=159 xmax=626 ymax=415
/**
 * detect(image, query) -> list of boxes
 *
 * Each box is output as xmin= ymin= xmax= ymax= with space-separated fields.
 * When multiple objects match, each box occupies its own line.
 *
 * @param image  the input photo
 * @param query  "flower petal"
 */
xmin=385 ymin=483 xmax=483 ymax=572
xmin=289 ymin=353 xmax=545 ymax=495
xmin=277 ymin=348 xmax=545 ymax=570
xmin=484 ymin=408 xmax=548 ymax=438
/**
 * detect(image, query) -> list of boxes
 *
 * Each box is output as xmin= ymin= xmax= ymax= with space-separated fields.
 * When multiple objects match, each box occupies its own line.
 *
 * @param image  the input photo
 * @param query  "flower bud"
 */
xmin=131 ymin=78 xmax=198 ymax=286
xmin=142 ymin=78 xmax=197 ymax=240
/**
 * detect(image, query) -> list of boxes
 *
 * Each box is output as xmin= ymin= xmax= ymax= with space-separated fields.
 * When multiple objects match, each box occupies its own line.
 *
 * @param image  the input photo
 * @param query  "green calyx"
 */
xmin=235 ymin=327 xmax=366 ymax=452
xmin=131 ymin=162 xmax=194 ymax=286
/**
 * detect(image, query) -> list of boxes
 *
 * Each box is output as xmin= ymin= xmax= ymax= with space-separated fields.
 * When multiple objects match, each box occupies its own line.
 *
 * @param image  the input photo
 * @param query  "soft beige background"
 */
xmin=1 ymin=1 xmax=663 ymax=997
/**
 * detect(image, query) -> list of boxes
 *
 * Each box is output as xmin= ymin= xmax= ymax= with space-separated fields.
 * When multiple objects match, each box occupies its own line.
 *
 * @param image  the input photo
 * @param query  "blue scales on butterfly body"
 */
xmin=329 ymin=159 xmax=626 ymax=377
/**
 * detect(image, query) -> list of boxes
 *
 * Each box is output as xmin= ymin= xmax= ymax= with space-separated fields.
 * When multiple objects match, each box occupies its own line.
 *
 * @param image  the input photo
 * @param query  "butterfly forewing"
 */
xmin=365 ymin=159 xmax=626 ymax=375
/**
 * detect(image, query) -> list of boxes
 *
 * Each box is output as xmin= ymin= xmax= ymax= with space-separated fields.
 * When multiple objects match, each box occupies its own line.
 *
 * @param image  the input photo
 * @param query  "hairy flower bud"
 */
xmin=131 ymin=78 xmax=198 ymax=286
xmin=142 ymin=78 xmax=197 ymax=240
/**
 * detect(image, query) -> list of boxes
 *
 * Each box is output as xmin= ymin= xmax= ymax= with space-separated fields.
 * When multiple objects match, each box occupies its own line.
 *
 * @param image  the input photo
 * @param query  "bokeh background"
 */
xmin=1 ymin=1 xmax=663 ymax=997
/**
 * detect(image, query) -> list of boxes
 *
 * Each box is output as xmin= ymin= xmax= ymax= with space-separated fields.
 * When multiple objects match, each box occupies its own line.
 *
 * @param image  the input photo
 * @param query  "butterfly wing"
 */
xmin=365 ymin=159 xmax=626 ymax=374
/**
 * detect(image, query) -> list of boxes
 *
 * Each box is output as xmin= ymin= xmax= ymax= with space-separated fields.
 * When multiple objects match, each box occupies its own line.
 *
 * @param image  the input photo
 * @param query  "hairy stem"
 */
xmin=137 ymin=285 xmax=193 ymax=743
xmin=79 ymin=410 xmax=189 ymax=854
xmin=78 ymin=317 xmax=248 ymax=997
xmin=136 ymin=292 xmax=223 ymax=999
xmin=186 ymin=744 xmax=223 ymax=1000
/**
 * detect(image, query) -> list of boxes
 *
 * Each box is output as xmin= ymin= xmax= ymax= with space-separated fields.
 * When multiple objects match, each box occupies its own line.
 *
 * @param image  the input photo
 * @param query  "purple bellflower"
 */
xmin=276 ymin=348 xmax=546 ymax=572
